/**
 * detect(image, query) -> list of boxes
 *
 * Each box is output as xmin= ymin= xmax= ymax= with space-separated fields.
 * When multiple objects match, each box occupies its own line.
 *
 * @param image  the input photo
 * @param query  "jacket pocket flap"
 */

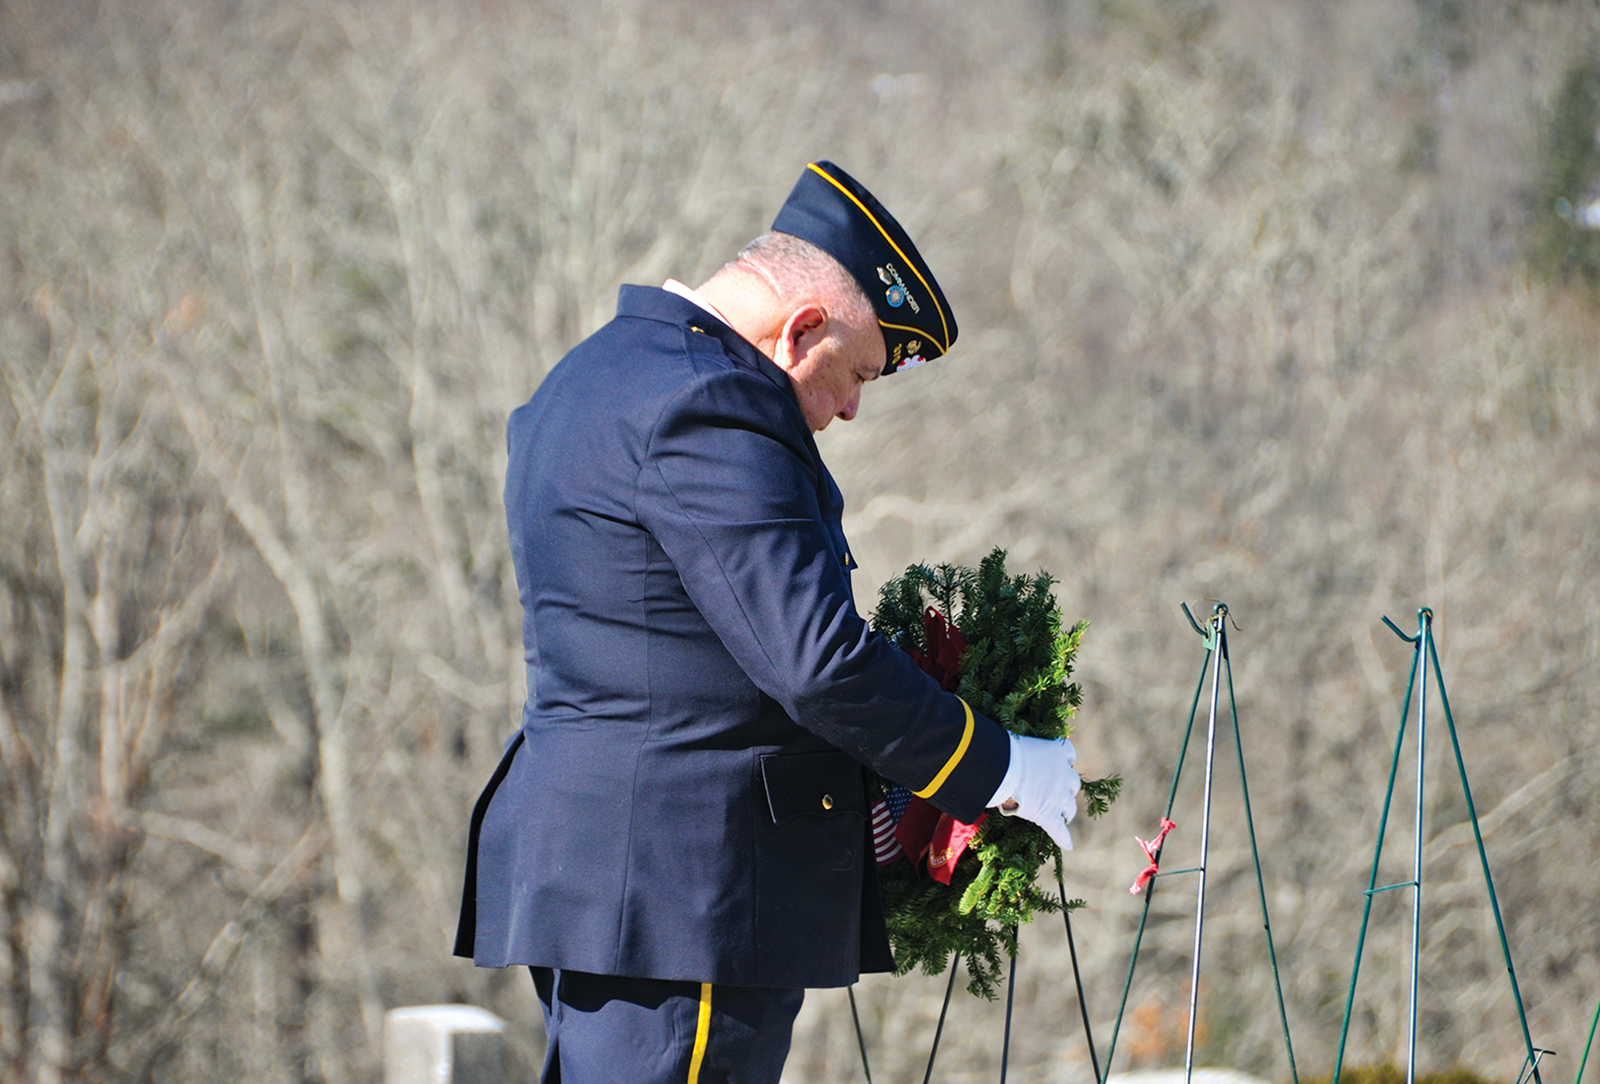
xmin=760 ymin=751 xmax=865 ymax=823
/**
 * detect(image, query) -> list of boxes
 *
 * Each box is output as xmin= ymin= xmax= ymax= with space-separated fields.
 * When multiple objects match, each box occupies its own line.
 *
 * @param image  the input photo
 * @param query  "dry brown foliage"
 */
xmin=1 ymin=1 xmax=1598 ymax=1081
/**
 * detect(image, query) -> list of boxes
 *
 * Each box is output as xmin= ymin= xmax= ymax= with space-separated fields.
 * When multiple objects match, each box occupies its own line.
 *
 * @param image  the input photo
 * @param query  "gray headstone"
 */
xmin=384 ymin=1005 xmax=507 ymax=1084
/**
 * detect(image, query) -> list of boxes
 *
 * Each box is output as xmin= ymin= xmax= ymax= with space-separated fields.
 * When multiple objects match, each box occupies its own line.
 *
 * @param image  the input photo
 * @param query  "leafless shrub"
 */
xmin=1 ymin=1 xmax=1597 ymax=1082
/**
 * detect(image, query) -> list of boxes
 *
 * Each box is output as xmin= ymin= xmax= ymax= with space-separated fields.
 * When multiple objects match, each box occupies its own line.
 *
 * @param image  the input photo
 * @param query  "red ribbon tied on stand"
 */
xmin=1129 ymin=817 xmax=1177 ymax=895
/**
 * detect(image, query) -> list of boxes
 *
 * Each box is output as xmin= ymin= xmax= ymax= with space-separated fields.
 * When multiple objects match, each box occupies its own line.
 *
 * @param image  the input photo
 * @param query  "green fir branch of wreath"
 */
xmin=871 ymin=549 xmax=1122 ymax=998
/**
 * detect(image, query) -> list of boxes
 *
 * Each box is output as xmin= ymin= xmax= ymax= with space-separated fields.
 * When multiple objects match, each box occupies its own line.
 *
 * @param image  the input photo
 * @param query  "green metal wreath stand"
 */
xmin=1331 ymin=609 xmax=1549 ymax=1084
xmin=843 ymin=653 xmax=1109 ymax=1084
xmin=848 ymin=601 xmax=1300 ymax=1083
xmin=845 ymin=891 xmax=1101 ymax=1084
xmin=845 ymin=605 xmax=1579 ymax=1083
xmin=1099 ymin=602 xmax=1300 ymax=1083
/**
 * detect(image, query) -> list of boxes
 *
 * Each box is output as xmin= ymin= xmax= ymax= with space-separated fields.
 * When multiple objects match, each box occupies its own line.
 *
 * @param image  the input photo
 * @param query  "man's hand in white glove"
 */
xmin=988 ymin=732 xmax=1081 ymax=851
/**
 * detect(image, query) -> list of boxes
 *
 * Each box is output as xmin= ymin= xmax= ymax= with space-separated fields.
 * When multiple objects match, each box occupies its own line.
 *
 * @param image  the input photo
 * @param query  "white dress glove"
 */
xmin=988 ymin=732 xmax=1081 ymax=851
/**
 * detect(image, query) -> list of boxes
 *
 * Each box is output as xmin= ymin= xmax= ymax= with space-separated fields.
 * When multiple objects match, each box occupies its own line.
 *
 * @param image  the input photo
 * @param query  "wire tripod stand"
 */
xmin=844 ymin=604 xmax=1559 ymax=1083
xmin=845 ymin=876 xmax=1101 ymax=1084
xmin=846 ymin=601 xmax=1297 ymax=1084
xmin=1331 ymin=608 xmax=1549 ymax=1084
xmin=1100 ymin=601 xmax=1300 ymax=1084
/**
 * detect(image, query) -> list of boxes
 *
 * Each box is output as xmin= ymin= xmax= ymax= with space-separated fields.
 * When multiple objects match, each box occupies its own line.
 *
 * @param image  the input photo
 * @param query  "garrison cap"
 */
xmin=771 ymin=161 xmax=957 ymax=376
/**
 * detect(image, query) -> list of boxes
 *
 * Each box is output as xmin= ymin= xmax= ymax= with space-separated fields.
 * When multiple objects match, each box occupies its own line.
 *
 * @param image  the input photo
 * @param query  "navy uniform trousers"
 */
xmin=457 ymin=287 xmax=1011 ymax=1083
xmin=532 ymin=968 xmax=802 ymax=1084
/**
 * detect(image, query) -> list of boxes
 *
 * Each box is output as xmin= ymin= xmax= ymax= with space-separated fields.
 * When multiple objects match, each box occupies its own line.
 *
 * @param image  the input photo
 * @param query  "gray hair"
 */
xmin=731 ymin=231 xmax=875 ymax=326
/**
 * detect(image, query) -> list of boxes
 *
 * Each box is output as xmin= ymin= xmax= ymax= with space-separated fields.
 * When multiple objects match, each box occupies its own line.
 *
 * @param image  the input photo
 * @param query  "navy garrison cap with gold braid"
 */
xmin=771 ymin=161 xmax=958 ymax=376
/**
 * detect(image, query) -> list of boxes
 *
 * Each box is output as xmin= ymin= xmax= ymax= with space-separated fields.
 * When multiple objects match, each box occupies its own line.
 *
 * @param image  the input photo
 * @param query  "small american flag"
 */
xmin=872 ymin=785 xmax=913 ymax=866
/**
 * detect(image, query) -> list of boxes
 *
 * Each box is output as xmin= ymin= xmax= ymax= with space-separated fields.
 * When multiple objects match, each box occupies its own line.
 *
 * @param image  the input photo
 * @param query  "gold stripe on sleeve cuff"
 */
xmin=914 ymin=697 xmax=975 ymax=799
xmin=687 ymin=982 xmax=712 ymax=1084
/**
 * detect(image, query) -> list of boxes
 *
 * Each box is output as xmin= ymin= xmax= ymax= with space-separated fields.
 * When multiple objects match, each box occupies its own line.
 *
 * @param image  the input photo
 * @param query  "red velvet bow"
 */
xmin=889 ymin=606 xmax=983 ymax=880
xmin=892 ymin=796 xmax=988 ymax=885
xmin=926 ymin=811 xmax=987 ymax=885
xmin=907 ymin=607 xmax=967 ymax=692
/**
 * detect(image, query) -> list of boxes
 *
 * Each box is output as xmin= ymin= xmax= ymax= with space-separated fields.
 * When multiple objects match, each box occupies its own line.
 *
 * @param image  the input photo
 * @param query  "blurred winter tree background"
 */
xmin=2 ymin=0 xmax=1599 ymax=1081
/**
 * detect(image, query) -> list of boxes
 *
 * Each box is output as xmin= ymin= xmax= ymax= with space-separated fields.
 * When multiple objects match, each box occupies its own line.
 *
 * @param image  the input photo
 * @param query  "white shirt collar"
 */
xmin=662 ymin=279 xmax=735 ymax=328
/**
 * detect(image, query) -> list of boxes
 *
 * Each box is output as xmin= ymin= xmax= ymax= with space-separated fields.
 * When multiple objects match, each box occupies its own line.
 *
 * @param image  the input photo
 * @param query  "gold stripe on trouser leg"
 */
xmin=687 ymin=982 xmax=712 ymax=1084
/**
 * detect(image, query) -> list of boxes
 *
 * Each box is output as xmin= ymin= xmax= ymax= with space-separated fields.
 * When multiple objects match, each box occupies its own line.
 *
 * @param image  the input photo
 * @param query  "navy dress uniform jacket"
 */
xmin=455 ymin=286 xmax=1011 ymax=990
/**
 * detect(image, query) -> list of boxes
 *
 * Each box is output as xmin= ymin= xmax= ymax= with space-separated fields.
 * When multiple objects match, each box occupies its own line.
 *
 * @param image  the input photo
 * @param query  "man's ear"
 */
xmin=774 ymin=304 xmax=828 ymax=372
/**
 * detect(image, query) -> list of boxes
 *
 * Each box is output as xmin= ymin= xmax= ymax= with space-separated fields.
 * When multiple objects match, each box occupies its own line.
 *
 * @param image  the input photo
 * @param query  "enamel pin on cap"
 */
xmin=770 ymin=161 xmax=958 ymax=376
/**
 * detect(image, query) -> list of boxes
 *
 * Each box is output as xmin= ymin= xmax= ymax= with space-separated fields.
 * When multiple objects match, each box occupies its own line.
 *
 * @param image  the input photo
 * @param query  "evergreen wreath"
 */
xmin=870 ymin=549 xmax=1121 ymax=999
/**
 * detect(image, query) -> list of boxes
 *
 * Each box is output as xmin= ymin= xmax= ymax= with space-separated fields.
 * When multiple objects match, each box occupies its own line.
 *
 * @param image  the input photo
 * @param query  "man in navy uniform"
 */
xmin=456 ymin=162 xmax=1082 ymax=1083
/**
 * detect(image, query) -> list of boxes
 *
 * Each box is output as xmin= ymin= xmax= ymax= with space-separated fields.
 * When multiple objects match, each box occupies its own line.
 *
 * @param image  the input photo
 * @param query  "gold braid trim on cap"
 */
xmin=805 ymin=163 xmax=951 ymax=354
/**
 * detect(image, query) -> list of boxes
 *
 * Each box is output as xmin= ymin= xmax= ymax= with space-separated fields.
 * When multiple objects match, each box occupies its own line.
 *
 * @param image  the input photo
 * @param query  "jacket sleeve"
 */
xmin=636 ymin=366 xmax=1007 ymax=822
